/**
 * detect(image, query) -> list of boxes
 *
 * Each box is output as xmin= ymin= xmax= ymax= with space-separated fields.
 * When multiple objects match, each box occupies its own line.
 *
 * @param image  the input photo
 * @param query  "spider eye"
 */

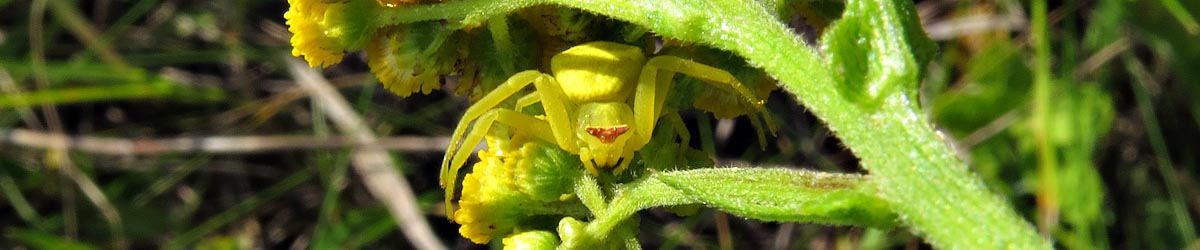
xmin=585 ymin=125 xmax=630 ymax=143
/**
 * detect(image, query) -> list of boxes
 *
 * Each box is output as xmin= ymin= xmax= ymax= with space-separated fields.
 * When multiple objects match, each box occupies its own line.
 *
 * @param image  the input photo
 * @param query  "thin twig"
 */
xmin=59 ymin=155 xmax=127 ymax=249
xmin=1075 ymin=37 xmax=1131 ymax=81
xmin=284 ymin=57 xmax=447 ymax=250
xmin=958 ymin=109 xmax=1021 ymax=149
xmin=0 ymin=70 xmax=44 ymax=131
xmin=923 ymin=14 xmax=1027 ymax=40
xmin=714 ymin=212 xmax=733 ymax=250
xmin=770 ymin=223 xmax=794 ymax=250
xmin=215 ymin=73 xmax=369 ymax=126
xmin=0 ymin=129 xmax=449 ymax=155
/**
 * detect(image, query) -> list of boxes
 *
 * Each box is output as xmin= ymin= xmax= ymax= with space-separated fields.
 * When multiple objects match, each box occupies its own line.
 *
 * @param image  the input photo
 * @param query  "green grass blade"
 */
xmin=1124 ymin=53 xmax=1197 ymax=244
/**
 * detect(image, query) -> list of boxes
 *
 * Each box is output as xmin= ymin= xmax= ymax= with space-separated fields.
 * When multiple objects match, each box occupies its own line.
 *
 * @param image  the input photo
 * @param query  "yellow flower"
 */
xmin=284 ymin=0 xmax=375 ymax=68
xmin=366 ymin=28 xmax=442 ymax=97
xmin=452 ymin=135 xmax=584 ymax=244
xmin=453 ymin=135 xmax=520 ymax=244
xmin=285 ymin=0 xmax=342 ymax=67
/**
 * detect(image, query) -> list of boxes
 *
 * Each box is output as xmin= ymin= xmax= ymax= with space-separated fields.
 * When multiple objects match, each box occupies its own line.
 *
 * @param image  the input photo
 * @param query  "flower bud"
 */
xmin=502 ymin=230 xmax=559 ymax=250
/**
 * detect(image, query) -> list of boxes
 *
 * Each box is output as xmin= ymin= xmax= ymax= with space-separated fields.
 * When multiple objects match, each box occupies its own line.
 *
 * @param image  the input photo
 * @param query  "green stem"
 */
xmin=1031 ymin=0 xmax=1060 ymax=234
xmin=585 ymin=176 xmax=693 ymax=243
xmin=574 ymin=174 xmax=607 ymax=213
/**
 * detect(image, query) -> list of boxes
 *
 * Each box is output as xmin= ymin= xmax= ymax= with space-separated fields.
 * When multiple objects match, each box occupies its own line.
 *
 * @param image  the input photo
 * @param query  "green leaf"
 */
xmin=570 ymin=167 xmax=894 ymax=248
xmin=820 ymin=0 xmax=932 ymax=108
xmin=654 ymin=168 xmax=896 ymax=228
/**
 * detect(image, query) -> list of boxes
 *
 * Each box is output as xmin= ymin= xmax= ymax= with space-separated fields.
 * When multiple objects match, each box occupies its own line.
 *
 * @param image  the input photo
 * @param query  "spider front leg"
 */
xmin=441 ymin=108 xmax=557 ymax=215
xmin=630 ymin=56 xmax=773 ymax=150
xmin=444 ymin=71 xmax=536 ymax=188
xmin=441 ymin=71 xmax=577 ymax=215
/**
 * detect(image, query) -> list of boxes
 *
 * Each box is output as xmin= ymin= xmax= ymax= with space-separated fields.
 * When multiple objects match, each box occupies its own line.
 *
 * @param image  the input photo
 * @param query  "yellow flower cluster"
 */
xmin=453 ymin=135 xmax=521 ymax=243
xmin=366 ymin=28 xmax=444 ymax=97
xmin=286 ymin=0 xmax=463 ymax=97
xmin=284 ymin=0 xmax=346 ymax=67
xmin=452 ymin=134 xmax=582 ymax=244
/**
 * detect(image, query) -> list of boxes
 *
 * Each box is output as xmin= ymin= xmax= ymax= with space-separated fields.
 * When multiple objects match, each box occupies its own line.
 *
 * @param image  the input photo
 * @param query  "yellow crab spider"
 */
xmin=440 ymin=41 xmax=769 ymax=207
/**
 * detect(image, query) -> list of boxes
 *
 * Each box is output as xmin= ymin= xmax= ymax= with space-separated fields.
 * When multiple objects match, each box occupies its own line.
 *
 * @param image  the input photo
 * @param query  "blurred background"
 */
xmin=0 ymin=0 xmax=1198 ymax=249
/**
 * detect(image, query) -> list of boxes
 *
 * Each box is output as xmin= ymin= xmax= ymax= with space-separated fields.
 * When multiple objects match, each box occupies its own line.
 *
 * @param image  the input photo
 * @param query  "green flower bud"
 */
xmin=502 ymin=230 xmax=560 ymax=250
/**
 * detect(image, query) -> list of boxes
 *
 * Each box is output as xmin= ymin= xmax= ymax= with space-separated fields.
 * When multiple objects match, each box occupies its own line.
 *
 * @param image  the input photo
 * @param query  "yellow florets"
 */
xmin=284 ymin=0 xmax=342 ymax=67
xmin=453 ymin=170 xmax=497 ymax=243
xmin=453 ymin=135 xmax=520 ymax=244
xmin=452 ymin=135 xmax=584 ymax=244
xmin=366 ymin=28 xmax=442 ymax=97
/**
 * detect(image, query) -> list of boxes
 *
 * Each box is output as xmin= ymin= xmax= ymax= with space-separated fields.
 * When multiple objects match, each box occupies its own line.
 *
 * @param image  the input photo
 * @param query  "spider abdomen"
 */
xmin=551 ymin=41 xmax=646 ymax=102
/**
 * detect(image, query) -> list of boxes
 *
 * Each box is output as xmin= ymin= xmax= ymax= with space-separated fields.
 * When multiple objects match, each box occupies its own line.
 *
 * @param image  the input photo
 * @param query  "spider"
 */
xmin=441 ymin=41 xmax=773 ymax=206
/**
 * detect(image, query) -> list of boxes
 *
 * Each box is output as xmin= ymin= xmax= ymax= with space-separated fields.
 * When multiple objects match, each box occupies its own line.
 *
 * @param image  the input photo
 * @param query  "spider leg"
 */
xmin=612 ymin=147 xmax=636 ymax=174
xmin=662 ymin=110 xmax=698 ymax=166
xmin=442 ymin=71 xmax=580 ymax=184
xmin=513 ymin=77 xmax=578 ymax=152
xmin=578 ymin=148 xmax=601 ymax=176
xmin=442 ymin=70 xmax=542 ymax=188
xmin=442 ymin=108 xmax=556 ymax=216
xmin=442 ymin=71 xmax=581 ymax=216
xmin=514 ymin=92 xmax=540 ymax=111
xmin=529 ymin=75 xmax=579 ymax=152
xmin=629 ymin=62 xmax=674 ymax=150
xmin=637 ymin=56 xmax=774 ymax=149
xmin=662 ymin=108 xmax=691 ymax=148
